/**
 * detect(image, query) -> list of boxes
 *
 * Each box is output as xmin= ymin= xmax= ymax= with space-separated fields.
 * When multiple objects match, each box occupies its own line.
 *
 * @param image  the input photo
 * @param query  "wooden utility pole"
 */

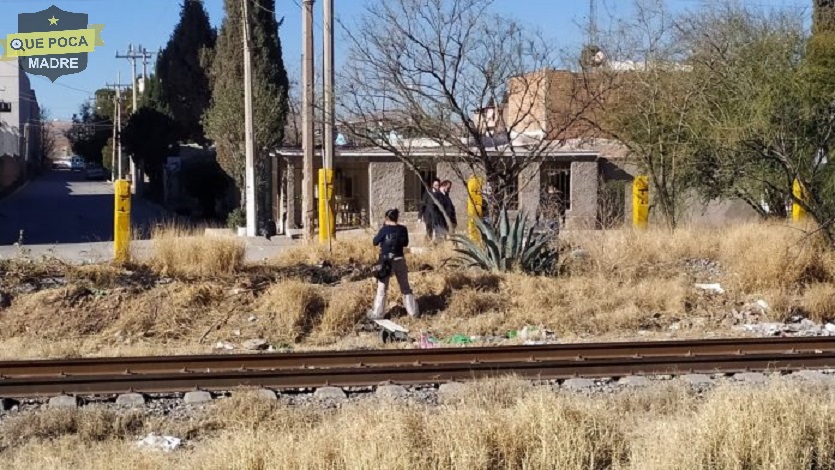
xmin=242 ymin=0 xmax=258 ymax=237
xmin=302 ymin=0 xmax=316 ymax=241
xmin=106 ymin=73 xmax=130 ymax=181
xmin=116 ymin=44 xmax=145 ymax=196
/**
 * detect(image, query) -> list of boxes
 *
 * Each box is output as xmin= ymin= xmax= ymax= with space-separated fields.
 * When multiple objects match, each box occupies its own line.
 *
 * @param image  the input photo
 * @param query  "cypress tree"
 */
xmin=203 ymin=0 xmax=289 ymax=218
xmin=158 ymin=0 xmax=217 ymax=144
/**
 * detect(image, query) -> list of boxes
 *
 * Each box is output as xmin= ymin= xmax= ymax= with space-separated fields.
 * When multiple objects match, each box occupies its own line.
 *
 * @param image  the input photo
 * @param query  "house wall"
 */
xmin=368 ymin=161 xmax=404 ymax=225
xmin=565 ymin=161 xmax=599 ymax=229
xmin=602 ymin=159 xmax=760 ymax=227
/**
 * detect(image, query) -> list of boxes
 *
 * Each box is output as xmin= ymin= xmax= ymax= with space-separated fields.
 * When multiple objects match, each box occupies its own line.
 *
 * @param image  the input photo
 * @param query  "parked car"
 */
xmin=85 ymin=165 xmax=106 ymax=180
xmin=52 ymin=158 xmax=72 ymax=170
xmin=70 ymin=156 xmax=86 ymax=172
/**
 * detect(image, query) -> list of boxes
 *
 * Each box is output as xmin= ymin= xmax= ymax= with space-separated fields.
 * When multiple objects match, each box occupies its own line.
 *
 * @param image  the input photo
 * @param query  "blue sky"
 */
xmin=0 ymin=0 xmax=811 ymax=120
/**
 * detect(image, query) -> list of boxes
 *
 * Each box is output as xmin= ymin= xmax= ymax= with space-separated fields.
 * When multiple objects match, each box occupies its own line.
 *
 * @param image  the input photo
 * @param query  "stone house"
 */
xmin=271 ymin=140 xmax=624 ymax=234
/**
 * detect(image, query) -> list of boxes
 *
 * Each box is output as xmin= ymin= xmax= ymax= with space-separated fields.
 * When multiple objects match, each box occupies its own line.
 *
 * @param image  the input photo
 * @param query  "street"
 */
xmin=0 ymin=169 xmax=167 ymax=246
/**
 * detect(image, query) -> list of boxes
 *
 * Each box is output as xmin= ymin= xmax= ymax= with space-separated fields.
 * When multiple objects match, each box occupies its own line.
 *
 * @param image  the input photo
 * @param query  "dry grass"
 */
xmin=256 ymin=280 xmax=327 ymax=342
xmin=5 ymin=380 xmax=835 ymax=469
xmin=149 ymin=225 xmax=245 ymax=278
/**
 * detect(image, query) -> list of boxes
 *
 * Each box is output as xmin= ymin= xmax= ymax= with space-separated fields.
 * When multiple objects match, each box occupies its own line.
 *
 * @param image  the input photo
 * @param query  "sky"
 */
xmin=0 ymin=0 xmax=812 ymax=121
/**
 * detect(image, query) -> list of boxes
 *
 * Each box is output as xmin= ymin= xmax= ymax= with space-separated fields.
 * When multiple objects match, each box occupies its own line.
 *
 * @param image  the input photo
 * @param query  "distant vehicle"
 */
xmin=52 ymin=158 xmax=72 ymax=170
xmin=70 ymin=156 xmax=86 ymax=172
xmin=85 ymin=164 xmax=106 ymax=180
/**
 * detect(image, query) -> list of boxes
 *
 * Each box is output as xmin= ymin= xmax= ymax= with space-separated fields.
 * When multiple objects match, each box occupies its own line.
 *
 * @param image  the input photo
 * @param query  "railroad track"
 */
xmin=1 ymin=337 xmax=834 ymax=398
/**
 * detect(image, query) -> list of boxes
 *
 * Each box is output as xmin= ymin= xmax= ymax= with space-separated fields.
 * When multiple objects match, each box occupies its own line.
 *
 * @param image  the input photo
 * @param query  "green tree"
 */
xmin=158 ymin=0 xmax=216 ymax=144
xmin=203 ymin=0 xmax=289 ymax=220
xmin=122 ymin=107 xmax=178 ymax=201
xmin=66 ymin=101 xmax=112 ymax=166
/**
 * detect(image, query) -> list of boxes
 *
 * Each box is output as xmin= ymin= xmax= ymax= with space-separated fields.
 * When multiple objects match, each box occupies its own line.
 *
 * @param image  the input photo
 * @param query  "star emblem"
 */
xmin=48 ymin=16 xmax=59 ymax=26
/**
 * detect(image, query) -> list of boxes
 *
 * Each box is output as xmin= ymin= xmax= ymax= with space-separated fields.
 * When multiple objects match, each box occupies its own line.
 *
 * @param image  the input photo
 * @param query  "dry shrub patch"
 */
xmin=3 ymin=381 xmax=835 ymax=469
xmin=256 ymin=280 xmax=326 ymax=342
xmin=150 ymin=225 xmax=245 ymax=278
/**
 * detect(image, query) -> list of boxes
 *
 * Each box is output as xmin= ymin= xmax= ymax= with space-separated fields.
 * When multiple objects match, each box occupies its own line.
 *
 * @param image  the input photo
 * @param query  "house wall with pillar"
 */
xmin=565 ymin=161 xmax=599 ymax=229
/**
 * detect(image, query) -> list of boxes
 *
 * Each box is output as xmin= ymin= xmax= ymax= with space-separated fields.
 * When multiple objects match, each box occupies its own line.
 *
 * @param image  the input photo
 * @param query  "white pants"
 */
xmin=369 ymin=257 xmax=419 ymax=318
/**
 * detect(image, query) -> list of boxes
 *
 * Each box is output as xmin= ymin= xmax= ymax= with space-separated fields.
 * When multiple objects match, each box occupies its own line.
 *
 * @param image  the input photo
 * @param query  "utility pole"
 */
xmin=116 ymin=44 xmax=145 ymax=196
xmin=106 ymin=73 xmax=130 ymax=181
xmin=302 ymin=0 xmax=316 ymax=241
xmin=242 ymin=0 xmax=258 ymax=237
xmin=320 ymin=0 xmax=335 ymax=246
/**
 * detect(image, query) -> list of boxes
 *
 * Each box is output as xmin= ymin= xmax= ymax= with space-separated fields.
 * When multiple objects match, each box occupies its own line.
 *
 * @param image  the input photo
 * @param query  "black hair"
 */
xmin=385 ymin=208 xmax=400 ymax=222
xmin=432 ymin=178 xmax=441 ymax=184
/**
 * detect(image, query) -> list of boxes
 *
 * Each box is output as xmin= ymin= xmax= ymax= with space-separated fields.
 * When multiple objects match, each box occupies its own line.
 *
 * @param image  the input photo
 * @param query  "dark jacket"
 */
xmin=373 ymin=224 xmax=409 ymax=258
xmin=437 ymin=192 xmax=457 ymax=227
xmin=418 ymin=190 xmax=439 ymax=223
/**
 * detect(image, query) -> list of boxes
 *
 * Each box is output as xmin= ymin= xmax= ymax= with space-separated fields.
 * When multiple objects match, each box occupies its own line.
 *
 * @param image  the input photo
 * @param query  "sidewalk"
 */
xmin=0 ymin=237 xmax=299 ymax=265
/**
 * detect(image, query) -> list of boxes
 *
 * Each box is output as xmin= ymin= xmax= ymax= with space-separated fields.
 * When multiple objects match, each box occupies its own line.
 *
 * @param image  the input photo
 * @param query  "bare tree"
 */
xmin=337 ymin=0 xmax=602 ymax=226
xmin=586 ymin=0 xmax=705 ymax=229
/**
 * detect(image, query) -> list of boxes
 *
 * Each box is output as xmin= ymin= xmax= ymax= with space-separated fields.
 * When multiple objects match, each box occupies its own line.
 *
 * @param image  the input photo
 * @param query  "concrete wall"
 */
xmin=368 ymin=161 xmax=405 ymax=224
xmin=518 ymin=163 xmax=540 ymax=215
xmin=602 ymin=158 xmax=761 ymax=227
xmin=566 ymin=161 xmax=599 ymax=229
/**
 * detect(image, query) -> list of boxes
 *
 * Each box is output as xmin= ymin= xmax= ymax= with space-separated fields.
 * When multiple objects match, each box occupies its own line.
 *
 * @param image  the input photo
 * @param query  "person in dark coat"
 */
xmin=368 ymin=208 xmax=419 ymax=319
xmin=434 ymin=180 xmax=457 ymax=239
xmin=418 ymin=178 xmax=441 ymax=242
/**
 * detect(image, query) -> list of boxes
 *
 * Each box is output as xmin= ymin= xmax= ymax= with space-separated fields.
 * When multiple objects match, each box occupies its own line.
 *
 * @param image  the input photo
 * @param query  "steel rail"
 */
xmin=0 ymin=351 xmax=832 ymax=397
xmin=1 ymin=336 xmax=833 ymax=378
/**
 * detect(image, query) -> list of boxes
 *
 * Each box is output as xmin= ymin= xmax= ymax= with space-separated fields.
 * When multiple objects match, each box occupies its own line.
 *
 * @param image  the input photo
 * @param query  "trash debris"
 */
xmin=419 ymin=332 xmax=439 ymax=349
xmin=755 ymin=300 xmax=770 ymax=311
xmin=137 ymin=433 xmax=182 ymax=452
xmin=373 ymin=319 xmax=409 ymax=343
xmin=445 ymin=334 xmax=474 ymax=345
xmin=695 ymin=283 xmax=725 ymax=295
xmin=248 ymin=315 xmax=258 ymax=322
xmin=214 ymin=341 xmax=235 ymax=350
xmin=243 ymin=338 xmax=269 ymax=350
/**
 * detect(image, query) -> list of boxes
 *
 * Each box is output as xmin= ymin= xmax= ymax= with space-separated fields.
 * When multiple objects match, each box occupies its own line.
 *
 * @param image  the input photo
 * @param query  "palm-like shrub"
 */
xmin=450 ymin=208 xmax=558 ymax=275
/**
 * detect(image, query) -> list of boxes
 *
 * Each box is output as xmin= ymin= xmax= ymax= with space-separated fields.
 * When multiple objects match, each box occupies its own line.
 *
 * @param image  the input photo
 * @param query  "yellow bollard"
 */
xmin=632 ymin=175 xmax=649 ymax=229
xmin=318 ymin=168 xmax=335 ymax=242
xmin=114 ymin=179 xmax=131 ymax=263
xmin=792 ymin=179 xmax=807 ymax=222
xmin=467 ymin=176 xmax=483 ymax=242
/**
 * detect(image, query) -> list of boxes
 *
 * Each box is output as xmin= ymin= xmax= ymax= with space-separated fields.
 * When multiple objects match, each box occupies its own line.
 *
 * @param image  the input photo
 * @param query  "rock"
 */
xmin=734 ymin=372 xmax=767 ymax=384
xmin=254 ymin=389 xmax=277 ymax=400
xmin=562 ymin=378 xmax=596 ymax=391
xmin=214 ymin=341 xmax=235 ymax=351
xmin=695 ymin=283 xmax=725 ymax=295
xmin=183 ymin=391 xmax=212 ymax=405
xmin=49 ymin=395 xmax=80 ymax=409
xmin=756 ymin=300 xmax=770 ymax=311
xmin=793 ymin=370 xmax=828 ymax=382
xmin=243 ymin=338 xmax=268 ymax=351
xmin=376 ymin=385 xmax=409 ymax=400
xmin=0 ymin=292 xmax=11 ymax=310
xmin=826 ymin=323 xmax=835 ymax=333
xmin=1 ymin=398 xmax=19 ymax=411
xmin=437 ymin=382 xmax=467 ymax=404
xmin=569 ymin=249 xmax=590 ymax=260
xmin=618 ymin=376 xmax=651 ymax=387
xmin=248 ymin=315 xmax=258 ymax=322
xmin=136 ymin=433 xmax=182 ymax=452
xmin=314 ymin=387 xmax=346 ymax=400
xmin=680 ymin=374 xmax=713 ymax=386
xmin=116 ymin=393 xmax=146 ymax=407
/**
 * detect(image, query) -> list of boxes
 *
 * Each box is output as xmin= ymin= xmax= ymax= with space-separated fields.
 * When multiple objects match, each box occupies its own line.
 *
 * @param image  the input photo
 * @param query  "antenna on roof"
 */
xmin=588 ymin=0 xmax=598 ymax=48
xmin=580 ymin=0 xmax=606 ymax=69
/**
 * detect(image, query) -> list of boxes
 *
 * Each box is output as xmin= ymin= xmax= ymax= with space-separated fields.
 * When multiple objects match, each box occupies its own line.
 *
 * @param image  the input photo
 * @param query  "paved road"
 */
xmin=0 ymin=170 xmax=168 ymax=246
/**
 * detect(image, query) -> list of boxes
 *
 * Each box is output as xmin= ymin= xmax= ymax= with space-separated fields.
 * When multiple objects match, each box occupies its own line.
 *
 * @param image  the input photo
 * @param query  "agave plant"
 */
xmin=450 ymin=208 xmax=558 ymax=275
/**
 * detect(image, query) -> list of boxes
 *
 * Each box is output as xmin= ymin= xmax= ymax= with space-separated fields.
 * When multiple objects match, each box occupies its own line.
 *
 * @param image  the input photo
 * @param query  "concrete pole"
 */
xmin=302 ymin=0 xmax=316 ymax=241
xmin=324 ymin=0 xmax=334 ymax=170
xmin=242 ymin=0 xmax=258 ymax=237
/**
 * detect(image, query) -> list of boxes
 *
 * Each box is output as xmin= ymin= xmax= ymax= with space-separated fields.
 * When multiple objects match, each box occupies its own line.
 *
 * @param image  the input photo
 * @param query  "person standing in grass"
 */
xmin=368 ymin=208 xmax=419 ymax=319
xmin=418 ymin=178 xmax=441 ymax=242
xmin=435 ymin=180 xmax=457 ymax=239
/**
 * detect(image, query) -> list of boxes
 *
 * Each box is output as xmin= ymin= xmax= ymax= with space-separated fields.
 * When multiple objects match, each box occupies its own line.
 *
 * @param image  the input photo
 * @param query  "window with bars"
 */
xmin=540 ymin=162 xmax=571 ymax=212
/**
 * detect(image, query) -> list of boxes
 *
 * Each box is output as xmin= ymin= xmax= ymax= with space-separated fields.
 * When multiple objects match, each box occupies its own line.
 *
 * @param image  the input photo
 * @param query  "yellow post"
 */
xmin=792 ymin=179 xmax=807 ymax=222
xmin=114 ymin=179 xmax=131 ymax=263
xmin=467 ymin=176 xmax=483 ymax=242
xmin=632 ymin=175 xmax=649 ymax=229
xmin=318 ymin=168 xmax=335 ymax=242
